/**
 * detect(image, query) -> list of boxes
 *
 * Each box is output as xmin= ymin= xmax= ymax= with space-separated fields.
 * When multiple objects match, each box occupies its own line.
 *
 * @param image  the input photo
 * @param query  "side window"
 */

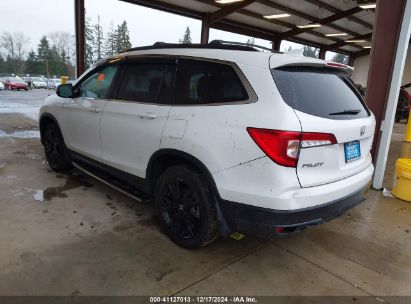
xmin=174 ymin=59 xmax=248 ymax=105
xmin=78 ymin=65 xmax=118 ymax=99
xmin=116 ymin=63 xmax=175 ymax=104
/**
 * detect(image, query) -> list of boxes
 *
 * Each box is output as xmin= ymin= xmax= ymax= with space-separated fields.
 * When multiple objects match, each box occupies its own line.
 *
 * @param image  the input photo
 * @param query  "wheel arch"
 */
xmin=39 ymin=113 xmax=60 ymax=145
xmin=146 ymin=149 xmax=221 ymax=199
xmin=147 ymin=149 xmax=232 ymax=236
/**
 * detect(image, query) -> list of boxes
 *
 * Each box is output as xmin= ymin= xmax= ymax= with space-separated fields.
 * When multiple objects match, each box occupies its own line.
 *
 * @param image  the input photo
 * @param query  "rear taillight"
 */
xmin=247 ymin=128 xmax=301 ymax=167
xmin=247 ymin=128 xmax=337 ymax=167
xmin=301 ymin=132 xmax=337 ymax=148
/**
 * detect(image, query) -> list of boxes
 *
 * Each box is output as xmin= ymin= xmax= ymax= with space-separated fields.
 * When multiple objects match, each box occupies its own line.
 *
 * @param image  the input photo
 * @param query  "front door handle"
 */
xmin=89 ymin=107 xmax=101 ymax=113
xmin=139 ymin=112 xmax=157 ymax=119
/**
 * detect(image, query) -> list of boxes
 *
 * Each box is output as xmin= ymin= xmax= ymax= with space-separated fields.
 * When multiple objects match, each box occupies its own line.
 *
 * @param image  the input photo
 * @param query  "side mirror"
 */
xmin=57 ymin=84 xmax=74 ymax=98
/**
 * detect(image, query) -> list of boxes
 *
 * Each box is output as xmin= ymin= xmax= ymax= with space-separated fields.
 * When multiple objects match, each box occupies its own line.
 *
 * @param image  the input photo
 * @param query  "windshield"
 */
xmin=33 ymin=77 xmax=44 ymax=82
xmin=272 ymin=66 xmax=369 ymax=120
xmin=9 ymin=77 xmax=26 ymax=83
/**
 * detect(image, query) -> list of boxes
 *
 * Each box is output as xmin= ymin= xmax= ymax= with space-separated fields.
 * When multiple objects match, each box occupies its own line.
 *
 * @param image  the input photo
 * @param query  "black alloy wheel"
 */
xmin=43 ymin=123 xmax=72 ymax=172
xmin=155 ymin=165 xmax=219 ymax=248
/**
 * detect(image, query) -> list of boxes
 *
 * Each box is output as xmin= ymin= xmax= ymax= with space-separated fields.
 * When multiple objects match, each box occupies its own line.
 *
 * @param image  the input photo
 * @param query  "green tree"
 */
xmin=85 ymin=16 xmax=94 ymax=69
xmin=49 ymin=45 xmax=68 ymax=76
xmin=0 ymin=53 xmax=5 ymax=73
xmin=246 ymin=37 xmax=255 ymax=45
xmin=93 ymin=15 xmax=104 ymax=61
xmin=25 ymin=50 xmax=41 ymax=75
xmin=105 ymin=21 xmax=117 ymax=56
xmin=332 ymin=53 xmax=349 ymax=64
xmin=303 ymin=45 xmax=319 ymax=58
xmin=48 ymin=46 xmax=60 ymax=76
xmin=37 ymin=36 xmax=51 ymax=76
xmin=116 ymin=21 xmax=132 ymax=52
xmin=179 ymin=26 xmax=192 ymax=44
xmin=2 ymin=55 xmax=15 ymax=74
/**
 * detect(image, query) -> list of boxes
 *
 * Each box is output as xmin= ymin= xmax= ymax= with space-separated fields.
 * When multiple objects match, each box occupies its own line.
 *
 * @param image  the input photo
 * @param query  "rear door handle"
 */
xmin=89 ymin=107 xmax=101 ymax=113
xmin=139 ymin=112 xmax=157 ymax=119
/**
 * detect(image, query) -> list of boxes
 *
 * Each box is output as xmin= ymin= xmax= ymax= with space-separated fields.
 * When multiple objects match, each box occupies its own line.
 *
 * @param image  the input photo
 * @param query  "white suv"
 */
xmin=39 ymin=42 xmax=375 ymax=248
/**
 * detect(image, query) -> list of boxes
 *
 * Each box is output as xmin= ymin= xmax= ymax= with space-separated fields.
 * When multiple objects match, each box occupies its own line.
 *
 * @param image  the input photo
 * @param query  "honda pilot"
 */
xmin=39 ymin=41 xmax=375 ymax=248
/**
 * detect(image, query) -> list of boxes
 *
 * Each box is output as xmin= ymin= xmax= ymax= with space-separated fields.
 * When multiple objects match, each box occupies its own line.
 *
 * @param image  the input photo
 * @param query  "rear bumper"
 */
xmin=214 ymin=156 xmax=373 ymax=210
xmin=219 ymin=185 xmax=369 ymax=239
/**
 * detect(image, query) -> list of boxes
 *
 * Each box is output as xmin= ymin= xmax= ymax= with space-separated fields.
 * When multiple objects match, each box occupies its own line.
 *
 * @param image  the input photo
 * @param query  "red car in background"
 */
xmin=2 ymin=77 xmax=29 ymax=91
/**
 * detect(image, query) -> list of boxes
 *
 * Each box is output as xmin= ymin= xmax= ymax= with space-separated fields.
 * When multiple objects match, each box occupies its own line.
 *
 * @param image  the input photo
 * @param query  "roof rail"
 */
xmin=118 ymin=40 xmax=281 ymax=54
xmin=209 ymin=40 xmax=281 ymax=53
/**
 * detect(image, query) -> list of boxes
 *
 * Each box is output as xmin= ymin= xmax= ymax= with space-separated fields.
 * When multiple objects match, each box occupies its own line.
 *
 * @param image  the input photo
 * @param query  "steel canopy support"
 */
xmin=74 ymin=0 xmax=85 ymax=77
xmin=348 ymin=55 xmax=355 ymax=67
xmin=367 ymin=0 xmax=411 ymax=189
xmin=207 ymin=0 xmax=256 ymax=25
xmin=303 ymin=0 xmax=373 ymax=30
xmin=319 ymin=48 xmax=326 ymax=60
xmin=327 ymin=33 xmax=373 ymax=52
xmin=272 ymin=39 xmax=281 ymax=52
xmin=279 ymin=6 xmax=362 ymax=40
xmin=201 ymin=17 xmax=210 ymax=44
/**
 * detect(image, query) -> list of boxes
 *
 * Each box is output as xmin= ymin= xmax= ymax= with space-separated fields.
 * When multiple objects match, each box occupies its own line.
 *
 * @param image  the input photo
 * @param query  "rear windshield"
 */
xmin=272 ymin=66 xmax=369 ymax=120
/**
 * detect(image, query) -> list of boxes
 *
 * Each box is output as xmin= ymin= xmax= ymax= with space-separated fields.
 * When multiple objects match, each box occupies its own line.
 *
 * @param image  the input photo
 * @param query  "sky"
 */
xmin=0 ymin=0 xmax=336 ymax=59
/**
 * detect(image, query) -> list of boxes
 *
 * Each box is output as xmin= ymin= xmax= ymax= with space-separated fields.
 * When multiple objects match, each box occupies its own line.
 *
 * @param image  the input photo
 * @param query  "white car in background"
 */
xmin=39 ymin=41 xmax=375 ymax=248
xmin=0 ymin=81 xmax=4 ymax=91
xmin=47 ymin=78 xmax=61 ymax=90
xmin=32 ymin=77 xmax=47 ymax=89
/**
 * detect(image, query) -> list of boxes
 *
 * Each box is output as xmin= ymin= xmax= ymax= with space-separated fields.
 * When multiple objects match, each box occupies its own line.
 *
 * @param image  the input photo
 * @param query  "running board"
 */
xmin=73 ymin=162 xmax=143 ymax=202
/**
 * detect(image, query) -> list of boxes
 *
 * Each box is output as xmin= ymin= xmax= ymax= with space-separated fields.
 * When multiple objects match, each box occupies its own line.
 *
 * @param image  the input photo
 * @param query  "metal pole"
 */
xmin=319 ymin=48 xmax=326 ymax=60
xmin=372 ymin=0 xmax=411 ymax=189
xmin=348 ymin=54 xmax=355 ymax=67
xmin=272 ymin=39 xmax=281 ymax=52
xmin=74 ymin=0 xmax=85 ymax=78
xmin=201 ymin=17 xmax=210 ymax=44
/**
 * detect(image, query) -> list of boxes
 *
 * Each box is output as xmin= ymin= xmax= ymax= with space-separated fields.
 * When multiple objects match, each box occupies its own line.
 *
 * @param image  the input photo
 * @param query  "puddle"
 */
xmin=0 ymin=130 xmax=40 ymax=139
xmin=32 ymin=176 xmax=94 ymax=202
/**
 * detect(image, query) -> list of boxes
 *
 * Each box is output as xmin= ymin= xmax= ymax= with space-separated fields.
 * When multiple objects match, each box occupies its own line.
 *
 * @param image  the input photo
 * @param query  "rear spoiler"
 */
xmin=273 ymin=61 xmax=354 ymax=74
xmin=325 ymin=61 xmax=354 ymax=72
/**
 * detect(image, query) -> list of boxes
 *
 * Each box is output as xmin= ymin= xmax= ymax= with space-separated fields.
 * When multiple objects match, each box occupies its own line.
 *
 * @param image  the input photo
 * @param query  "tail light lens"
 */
xmin=247 ymin=128 xmax=301 ymax=167
xmin=247 ymin=128 xmax=337 ymax=167
xmin=301 ymin=133 xmax=337 ymax=148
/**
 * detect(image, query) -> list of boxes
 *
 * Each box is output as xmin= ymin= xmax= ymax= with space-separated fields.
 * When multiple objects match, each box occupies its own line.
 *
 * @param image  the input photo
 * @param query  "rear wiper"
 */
xmin=329 ymin=109 xmax=361 ymax=115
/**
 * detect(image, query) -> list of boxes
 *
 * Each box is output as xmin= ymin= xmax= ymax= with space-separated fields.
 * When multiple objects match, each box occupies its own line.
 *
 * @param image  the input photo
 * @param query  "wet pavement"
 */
xmin=1 ymin=90 xmax=411 ymax=297
xmin=0 ymin=89 xmax=50 ymax=120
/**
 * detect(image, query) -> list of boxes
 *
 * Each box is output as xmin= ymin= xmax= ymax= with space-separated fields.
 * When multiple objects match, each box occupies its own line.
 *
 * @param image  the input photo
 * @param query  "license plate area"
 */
xmin=344 ymin=140 xmax=361 ymax=163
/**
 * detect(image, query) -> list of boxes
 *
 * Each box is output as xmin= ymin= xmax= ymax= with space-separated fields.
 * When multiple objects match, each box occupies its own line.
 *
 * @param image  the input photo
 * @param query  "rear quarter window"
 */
xmin=272 ymin=66 xmax=369 ymax=120
xmin=174 ymin=59 xmax=249 ymax=105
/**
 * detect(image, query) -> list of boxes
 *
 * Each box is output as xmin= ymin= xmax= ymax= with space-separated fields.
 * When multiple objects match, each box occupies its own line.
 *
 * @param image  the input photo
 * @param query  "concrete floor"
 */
xmin=1 ymin=89 xmax=411 ymax=297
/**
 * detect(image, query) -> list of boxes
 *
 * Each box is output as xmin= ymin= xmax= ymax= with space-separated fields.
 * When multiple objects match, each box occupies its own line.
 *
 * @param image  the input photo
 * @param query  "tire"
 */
xmin=43 ymin=123 xmax=72 ymax=172
xmin=155 ymin=165 xmax=219 ymax=248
